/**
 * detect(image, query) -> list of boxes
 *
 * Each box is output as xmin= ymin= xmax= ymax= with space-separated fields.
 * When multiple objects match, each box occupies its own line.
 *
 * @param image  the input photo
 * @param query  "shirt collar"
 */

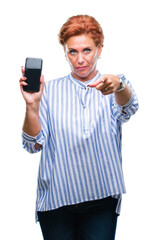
xmin=68 ymin=72 xmax=101 ymax=88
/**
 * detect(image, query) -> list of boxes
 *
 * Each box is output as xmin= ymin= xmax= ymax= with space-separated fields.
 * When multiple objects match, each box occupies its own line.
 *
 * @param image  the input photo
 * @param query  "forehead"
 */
xmin=66 ymin=34 xmax=95 ymax=49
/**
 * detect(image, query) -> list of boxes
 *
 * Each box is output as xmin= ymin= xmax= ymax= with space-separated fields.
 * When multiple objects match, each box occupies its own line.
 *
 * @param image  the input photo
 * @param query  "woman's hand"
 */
xmin=20 ymin=66 xmax=44 ymax=138
xmin=88 ymin=74 xmax=132 ymax=106
xmin=88 ymin=74 xmax=120 ymax=95
xmin=19 ymin=66 xmax=45 ymax=105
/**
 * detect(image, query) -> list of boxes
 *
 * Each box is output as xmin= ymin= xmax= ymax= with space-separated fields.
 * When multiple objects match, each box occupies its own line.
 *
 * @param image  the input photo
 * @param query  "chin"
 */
xmin=75 ymin=70 xmax=92 ymax=79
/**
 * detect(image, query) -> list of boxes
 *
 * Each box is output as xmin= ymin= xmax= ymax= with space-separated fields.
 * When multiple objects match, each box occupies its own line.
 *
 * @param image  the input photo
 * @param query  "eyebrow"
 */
xmin=68 ymin=48 xmax=77 ymax=50
xmin=68 ymin=47 xmax=93 ymax=51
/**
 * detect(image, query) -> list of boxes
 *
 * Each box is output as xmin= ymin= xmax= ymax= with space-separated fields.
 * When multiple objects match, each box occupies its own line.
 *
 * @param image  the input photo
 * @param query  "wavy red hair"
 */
xmin=58 ymin=15 xmax=104 ymax=47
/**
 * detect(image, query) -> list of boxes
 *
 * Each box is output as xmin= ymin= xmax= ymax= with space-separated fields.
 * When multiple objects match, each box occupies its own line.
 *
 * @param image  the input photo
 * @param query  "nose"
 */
xmin=77 ymin=53 xmax=84 ymax=65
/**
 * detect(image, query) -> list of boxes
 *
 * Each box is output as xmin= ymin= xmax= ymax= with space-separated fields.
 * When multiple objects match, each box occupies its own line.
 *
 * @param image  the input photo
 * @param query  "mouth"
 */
xmin=76 ymin=66 xmax=88 ymax=71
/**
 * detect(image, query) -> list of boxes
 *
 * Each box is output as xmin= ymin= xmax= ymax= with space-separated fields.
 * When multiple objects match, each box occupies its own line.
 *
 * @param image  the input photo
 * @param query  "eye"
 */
xmin=84 ymin=48 xmax=91 ymax=54
xmin=69 ymin=49 xmax=77 ymax=55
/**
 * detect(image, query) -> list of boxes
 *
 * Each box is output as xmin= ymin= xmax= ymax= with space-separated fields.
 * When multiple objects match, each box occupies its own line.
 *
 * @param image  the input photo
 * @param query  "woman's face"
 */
xmin=65 ymin=34 xmax=102 ymax=82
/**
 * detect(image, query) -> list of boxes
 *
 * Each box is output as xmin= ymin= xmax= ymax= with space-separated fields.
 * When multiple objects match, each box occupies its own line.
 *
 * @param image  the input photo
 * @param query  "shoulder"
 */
xmin=44 ymin=75 xmax=70 ymax=89
xmin=46 ymin=75 xmax=69 ymax=85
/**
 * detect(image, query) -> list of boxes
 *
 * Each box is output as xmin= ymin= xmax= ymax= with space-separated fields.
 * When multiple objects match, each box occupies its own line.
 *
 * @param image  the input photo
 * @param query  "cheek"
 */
xmin=88 ymin=56 xmax=97 ymax=67
xmin=66 ymin=55 xmax=74 ymax=67
xmin=88 ymin=51 xmax=98 ymax=64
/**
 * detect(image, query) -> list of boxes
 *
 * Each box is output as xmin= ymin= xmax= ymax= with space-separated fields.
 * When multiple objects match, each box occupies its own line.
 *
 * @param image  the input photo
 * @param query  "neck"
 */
xmin=71 ymin=69 xmax=98 ymax=82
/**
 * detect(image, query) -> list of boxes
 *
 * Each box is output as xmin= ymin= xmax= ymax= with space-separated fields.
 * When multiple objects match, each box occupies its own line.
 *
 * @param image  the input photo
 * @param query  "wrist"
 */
xmin=26 ymin=102 xmax=40 ymax=114
xmin=115 ymin=75 xmax=125 ymax=92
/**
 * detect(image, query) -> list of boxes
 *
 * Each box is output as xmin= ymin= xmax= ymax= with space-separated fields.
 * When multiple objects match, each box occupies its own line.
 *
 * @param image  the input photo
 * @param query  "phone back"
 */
xmin=23 ymin=58 xmax=43 ymax=92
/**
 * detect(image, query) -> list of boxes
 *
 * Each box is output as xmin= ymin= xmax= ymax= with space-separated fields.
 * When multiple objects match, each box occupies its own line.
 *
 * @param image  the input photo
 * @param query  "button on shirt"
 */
xmin=22 ymin=72 xmax=139 ymax=221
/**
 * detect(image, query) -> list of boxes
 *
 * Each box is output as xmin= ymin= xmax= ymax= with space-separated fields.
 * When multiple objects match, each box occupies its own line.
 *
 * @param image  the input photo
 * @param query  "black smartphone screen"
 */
xmin=23 ymin=58 xmax=43 ymax=92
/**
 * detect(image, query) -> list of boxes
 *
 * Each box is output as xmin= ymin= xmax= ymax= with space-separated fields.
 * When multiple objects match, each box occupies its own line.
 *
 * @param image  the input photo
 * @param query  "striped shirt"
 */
xmin=22 ymin=72 xmax=139 ymax=221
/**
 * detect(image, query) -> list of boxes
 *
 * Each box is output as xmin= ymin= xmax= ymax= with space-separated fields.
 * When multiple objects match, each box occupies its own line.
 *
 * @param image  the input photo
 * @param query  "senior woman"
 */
xmin=20 ymin=15 xmax=138 ymax=240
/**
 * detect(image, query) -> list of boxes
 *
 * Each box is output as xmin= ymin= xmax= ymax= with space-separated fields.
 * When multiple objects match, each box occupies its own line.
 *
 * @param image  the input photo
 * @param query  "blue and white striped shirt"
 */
xmin=22 ymin=72 xmax=139 ymax=221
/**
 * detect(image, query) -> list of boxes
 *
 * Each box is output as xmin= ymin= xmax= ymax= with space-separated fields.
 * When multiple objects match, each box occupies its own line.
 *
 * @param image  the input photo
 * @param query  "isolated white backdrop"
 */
xmin=0 ymin=0 xmax=158 ymax=239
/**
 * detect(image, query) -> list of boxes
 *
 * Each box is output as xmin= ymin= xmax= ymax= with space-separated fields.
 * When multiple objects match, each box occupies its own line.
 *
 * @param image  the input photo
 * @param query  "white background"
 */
xmin=0 ymin=0 xmax=158 ymax=239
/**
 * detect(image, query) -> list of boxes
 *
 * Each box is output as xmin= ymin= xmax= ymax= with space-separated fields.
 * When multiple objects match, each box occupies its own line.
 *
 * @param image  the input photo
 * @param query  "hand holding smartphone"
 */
xmin=23 ymin=57 xmax=43 ymax=92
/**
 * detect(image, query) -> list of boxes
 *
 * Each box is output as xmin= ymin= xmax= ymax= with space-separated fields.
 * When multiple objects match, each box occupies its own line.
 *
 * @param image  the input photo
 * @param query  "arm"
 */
xmin=23 ymin=103 xmax=42 ymax=150
xmin=114 ymin=84 xmax=132 ymax=106
xmin=88 ymin=74 xmax=139 ymax=122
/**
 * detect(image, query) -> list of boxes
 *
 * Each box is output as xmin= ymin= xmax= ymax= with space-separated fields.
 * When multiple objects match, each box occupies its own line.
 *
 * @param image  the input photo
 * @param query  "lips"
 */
xmin=76 ymin=66 xmax=88 ymax=71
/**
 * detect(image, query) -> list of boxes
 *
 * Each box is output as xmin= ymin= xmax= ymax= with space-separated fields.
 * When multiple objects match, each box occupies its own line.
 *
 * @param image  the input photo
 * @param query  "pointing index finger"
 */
xmin=88 ymin=77 xmax=104 ymax=88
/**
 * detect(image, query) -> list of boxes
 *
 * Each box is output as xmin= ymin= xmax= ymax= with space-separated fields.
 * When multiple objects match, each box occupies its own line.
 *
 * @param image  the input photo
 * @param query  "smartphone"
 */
xmin=23 ymin=57 xmax=43 ymax=92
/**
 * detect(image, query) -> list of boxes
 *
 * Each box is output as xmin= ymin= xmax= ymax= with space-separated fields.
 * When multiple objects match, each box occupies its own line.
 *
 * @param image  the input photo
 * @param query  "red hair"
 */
xmin=58 ymin=15 xmax=104 ymax=47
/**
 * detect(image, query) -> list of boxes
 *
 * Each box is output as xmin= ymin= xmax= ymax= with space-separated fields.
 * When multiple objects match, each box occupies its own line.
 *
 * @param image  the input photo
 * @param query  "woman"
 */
xmin=20 ymin=15 xmax=138 ymax=240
